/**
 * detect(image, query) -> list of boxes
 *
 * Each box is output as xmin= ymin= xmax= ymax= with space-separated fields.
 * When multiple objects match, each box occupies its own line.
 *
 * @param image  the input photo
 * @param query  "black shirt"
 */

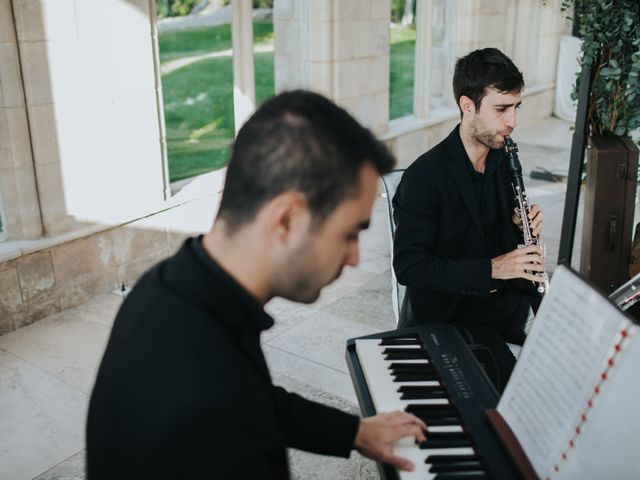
xmin=192 ymin=236 xmax=274 ymax=332
xmin=465 ymin=149 xmax=504 ymax=258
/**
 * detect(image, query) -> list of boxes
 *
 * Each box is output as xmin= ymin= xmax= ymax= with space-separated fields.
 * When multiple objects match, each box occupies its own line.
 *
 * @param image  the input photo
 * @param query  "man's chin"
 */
xmin=285 ymin=288 xmax=321 ymax=305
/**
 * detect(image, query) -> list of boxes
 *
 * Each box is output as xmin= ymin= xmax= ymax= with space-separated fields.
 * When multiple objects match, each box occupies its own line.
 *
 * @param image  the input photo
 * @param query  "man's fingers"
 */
xmin=405 ymin=413 xmax=428 ymax=432
xmin=521 ymin=272 xmax=545 ymax=283
xmin=528 ymin=205 xmax=542 ymax=219
xmin=516 ymin=254 xmax=543 ymax=265
xmin=383 ymin=452 xmax=415 ymax=472
xmin=388 ymin=411 xmax=427 ymax=431
xmin=519 ymin=264 xmax=545 ymax=274
xmin=390 ymin=417 xmax=427 ymax=443
xmin=533 ymin=224 xmax=543 ymax=237
xmin=514 ymin=245 xmax=542 ymax=255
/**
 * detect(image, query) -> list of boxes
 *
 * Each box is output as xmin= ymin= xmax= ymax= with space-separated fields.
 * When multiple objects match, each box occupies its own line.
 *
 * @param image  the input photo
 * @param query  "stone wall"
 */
xmin=0 ymin=185 xmax=221 ymax=335
xmin=0 ymin=224 xmax=187 ymax=335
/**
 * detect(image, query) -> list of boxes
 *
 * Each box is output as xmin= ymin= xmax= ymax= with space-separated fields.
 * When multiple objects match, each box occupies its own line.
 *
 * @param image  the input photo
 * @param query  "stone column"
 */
xmin=232 ymin=0 xmax=256 ymax=134
xmin=0 ymin=0 xmax=43 ymax=240
xmin=274 ymin=0 xmax=391 ymax=134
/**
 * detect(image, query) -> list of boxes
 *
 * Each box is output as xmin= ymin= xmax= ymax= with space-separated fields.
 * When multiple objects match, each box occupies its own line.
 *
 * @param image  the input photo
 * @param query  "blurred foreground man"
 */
xmin=87 ymin=90 xmax=427 ymax=479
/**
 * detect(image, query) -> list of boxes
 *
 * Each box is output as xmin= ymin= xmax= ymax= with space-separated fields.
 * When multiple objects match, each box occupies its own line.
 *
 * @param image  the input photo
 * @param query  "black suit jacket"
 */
xmin=392 ymin=125 xmax=526 ymax=324
xmin=86 ymin=238 xmax=359 ymax=479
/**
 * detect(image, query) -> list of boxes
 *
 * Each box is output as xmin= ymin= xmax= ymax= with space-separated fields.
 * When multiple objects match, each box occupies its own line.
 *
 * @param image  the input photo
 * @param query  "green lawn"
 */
xmin=389 ymin=24 xmax=416 ymax=119
xmin=159 ymin=20 xmax=415 ymax=182
xmin=159 ymin=21 xmax=274 ymax=182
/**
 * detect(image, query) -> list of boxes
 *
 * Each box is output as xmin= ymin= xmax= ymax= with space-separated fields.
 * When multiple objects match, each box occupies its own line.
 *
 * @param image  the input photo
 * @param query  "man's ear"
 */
xmin=459 ymin=95 xmax=476 ymax=116
xmin=261 ymin=191 xmax=310 ymax=244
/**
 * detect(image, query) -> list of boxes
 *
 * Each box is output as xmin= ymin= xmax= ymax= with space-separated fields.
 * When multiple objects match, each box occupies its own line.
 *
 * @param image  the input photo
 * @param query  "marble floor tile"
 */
xmin=33 ymin=450 xmax=85 ymax=480
xmin=313 ymin=266 xmax=380 ymax=306
xmin=262 ymin=267 xmax=377 ymax=343
xmin=67 ymin=293 xmax=122 ymax=327
xmin=264 ymin=344 xmax=358 ymax=403
xmin=0 ymin=350 xmax=87 ymax=480
xmin=263 ymin=297 xmax=321 ymax=342
xmin=357 ymin=252 xmax=391 ymax=275
xmin=264 ymin=311 xmax=380 ymax=374
xmin=322 ymin=274 xmax=396 ymax=333
xmin=0 ymin=310 xmax=111 ymax=394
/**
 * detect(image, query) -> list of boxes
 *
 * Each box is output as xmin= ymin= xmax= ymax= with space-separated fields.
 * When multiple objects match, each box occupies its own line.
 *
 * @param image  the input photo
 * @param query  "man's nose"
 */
xmin=505 ymin=108 xmax=517 ymax=130
xmin=345 ymin=241 xmax=359 ymax=267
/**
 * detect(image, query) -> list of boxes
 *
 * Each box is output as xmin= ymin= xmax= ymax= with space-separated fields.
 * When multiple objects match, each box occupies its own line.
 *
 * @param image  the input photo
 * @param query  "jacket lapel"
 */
xmin=444 ymin=128 xmax=486 ymax=244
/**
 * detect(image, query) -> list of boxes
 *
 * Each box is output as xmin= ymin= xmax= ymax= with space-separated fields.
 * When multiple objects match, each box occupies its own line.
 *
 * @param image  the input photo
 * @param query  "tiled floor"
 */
xmin=0 ymin=117 xmax=580 ymax=480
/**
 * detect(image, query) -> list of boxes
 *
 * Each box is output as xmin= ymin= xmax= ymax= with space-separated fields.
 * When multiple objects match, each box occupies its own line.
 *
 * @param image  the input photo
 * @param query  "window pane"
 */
xmin=157 ymin=3 xmax=234 ymax=183
xmin=253 ymin=9 xmax=274 ymax=105
xmin=389 ymin=0 xmax=416 ymax=120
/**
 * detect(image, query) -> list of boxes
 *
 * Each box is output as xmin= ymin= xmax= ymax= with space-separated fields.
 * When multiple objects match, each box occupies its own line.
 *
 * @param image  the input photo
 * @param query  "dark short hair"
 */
xmin=217 ymin=90 xmax=395 ymax=233
xmin=453 ymin=48 xmax=524 ymax=113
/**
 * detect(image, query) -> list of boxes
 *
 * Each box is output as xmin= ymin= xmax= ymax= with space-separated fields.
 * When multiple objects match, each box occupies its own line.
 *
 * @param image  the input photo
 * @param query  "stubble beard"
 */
xmin=470 ymin=116 xmax=504 ymax=150
xmin=474 ymin=131 xmax=503 ymax=149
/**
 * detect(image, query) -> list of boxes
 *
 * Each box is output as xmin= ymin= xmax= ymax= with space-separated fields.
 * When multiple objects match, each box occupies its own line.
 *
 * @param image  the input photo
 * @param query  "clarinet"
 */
xmin=504 ymin=136 xmax=549 ymax=295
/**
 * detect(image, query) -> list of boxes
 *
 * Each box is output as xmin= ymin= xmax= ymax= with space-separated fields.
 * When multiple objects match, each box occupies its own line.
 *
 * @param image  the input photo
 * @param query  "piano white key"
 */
xmin=355 ymin=340 xmax=449 ymax=413
xmin=394 ymin=446 xmax=476 ymax=480
xmin=378 ymin=343 xmax=420 ymax=348
xmin=395 ymin=381 xmax=441 ymax=387
xmin=400 ymin=398 xmax=449 ymax=406
xmin=427 ymin=425 xmax=464 ymax=433
xmin=378 ymin=338 xmax=419 ymax=344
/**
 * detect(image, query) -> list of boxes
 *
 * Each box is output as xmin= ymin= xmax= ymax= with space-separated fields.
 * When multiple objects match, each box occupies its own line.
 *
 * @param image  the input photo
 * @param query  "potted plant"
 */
xmin=560 ymin=0 xmax=639 ymax=293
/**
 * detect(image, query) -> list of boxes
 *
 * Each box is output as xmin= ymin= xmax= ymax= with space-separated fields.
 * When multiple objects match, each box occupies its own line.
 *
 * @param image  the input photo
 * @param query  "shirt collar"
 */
xmin=190 ymin=236 xmax=275 ymax=333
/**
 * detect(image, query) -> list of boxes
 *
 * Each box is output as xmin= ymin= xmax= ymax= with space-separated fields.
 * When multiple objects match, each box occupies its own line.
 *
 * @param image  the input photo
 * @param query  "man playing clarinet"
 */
xmin=392 ymin=48 xmax=546 ymax=391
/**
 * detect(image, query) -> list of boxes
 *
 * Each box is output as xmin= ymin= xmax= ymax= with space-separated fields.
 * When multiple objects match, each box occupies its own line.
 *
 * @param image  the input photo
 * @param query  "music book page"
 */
xmin=498 ymin=266 xmax=637 ymax=479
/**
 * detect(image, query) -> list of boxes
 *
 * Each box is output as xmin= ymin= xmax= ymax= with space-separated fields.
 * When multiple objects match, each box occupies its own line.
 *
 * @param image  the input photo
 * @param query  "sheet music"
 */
xmin=498 ymin=266 xmax=631 ymax=478
xmin=554 ymin=327 xmax=640 ymax=479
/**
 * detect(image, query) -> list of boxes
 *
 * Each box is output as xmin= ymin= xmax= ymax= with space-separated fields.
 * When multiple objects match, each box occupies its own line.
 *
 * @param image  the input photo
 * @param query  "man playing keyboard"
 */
xmin=86 ymin=91 xmax=427 ymax=479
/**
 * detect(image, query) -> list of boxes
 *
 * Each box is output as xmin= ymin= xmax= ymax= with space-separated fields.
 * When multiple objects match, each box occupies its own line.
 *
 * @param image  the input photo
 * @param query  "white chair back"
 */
xmin=381 ymin=170 xmax=406 ymax=324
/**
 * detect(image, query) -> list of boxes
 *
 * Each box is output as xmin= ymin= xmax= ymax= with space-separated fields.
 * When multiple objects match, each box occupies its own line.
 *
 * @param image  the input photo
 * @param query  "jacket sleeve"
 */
xmin=392 ymin=166 xmax=492 ymax=296
xmin=273 ymin=386 xmax=360 ymax=457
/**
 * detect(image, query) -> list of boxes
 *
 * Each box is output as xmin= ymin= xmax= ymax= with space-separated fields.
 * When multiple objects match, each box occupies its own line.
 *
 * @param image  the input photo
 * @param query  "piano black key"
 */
xmin=383 ymin=348 xmax=427 ymax=360
xmin=389 ymin=362 xmax=434 ymax=371
xmin=405 ymin=404 xmax=459 ymax=420
xmin=419 ymin=438 xmax=471 ymax=449
xmin=425 ymin=431 xmax=468 ymax=440
xmin=428 ymin=461 xmax=483 ymax=473
xmin=379 ymin=338 xmax=419 ymax=346
xmin=426 ymin=454 xmax=479 ymax=463
xmin=392 ymin=372 xmax=440 ymax=382
xmin=399 ymin=385 xmax=447 ymax=399
xmin=419 ymin=416 xmax=462 ymax=427
xmin=433 ymin=471 xmax=487 ymax=479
